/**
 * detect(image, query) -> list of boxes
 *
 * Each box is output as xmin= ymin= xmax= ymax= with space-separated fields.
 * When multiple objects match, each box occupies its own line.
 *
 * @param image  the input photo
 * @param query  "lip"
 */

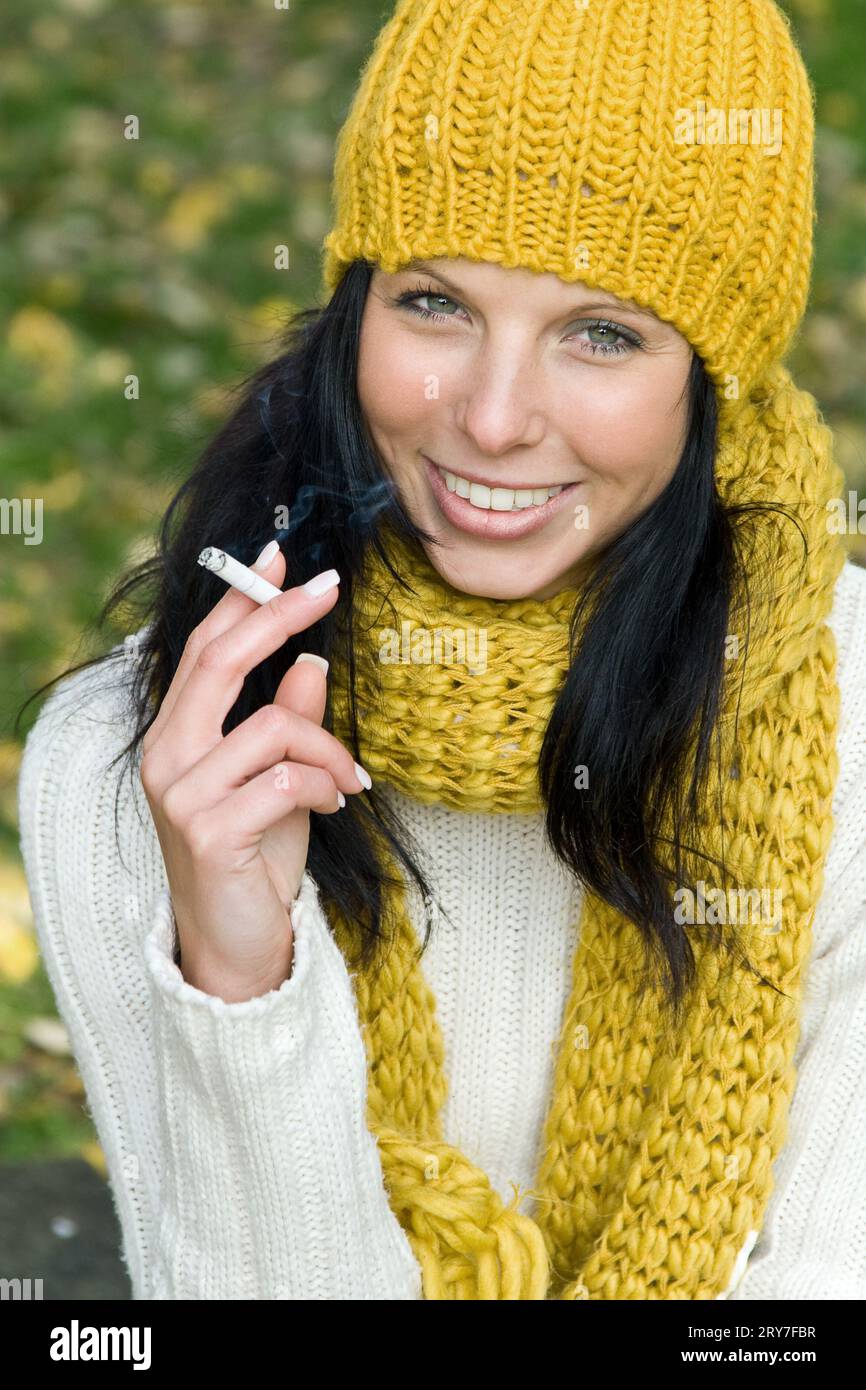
xmin=423 ymin=455 xmax=581 ymax=540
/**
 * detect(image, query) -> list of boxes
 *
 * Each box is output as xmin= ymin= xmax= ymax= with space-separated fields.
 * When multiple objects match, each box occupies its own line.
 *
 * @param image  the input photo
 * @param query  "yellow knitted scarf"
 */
xmin=325 ymin=362 xmax=846 ymax=1299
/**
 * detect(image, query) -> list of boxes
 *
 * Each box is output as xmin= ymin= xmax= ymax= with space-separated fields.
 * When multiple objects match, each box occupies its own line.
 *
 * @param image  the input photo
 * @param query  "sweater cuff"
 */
xmin=143 ymin=871 xmax=324 ymax=1043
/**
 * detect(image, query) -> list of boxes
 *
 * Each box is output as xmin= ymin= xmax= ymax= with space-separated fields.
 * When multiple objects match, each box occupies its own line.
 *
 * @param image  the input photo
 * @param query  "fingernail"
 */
xmin=252 ymin=539 xmax=279 ymax=570
xmin=302 ymin=568 xmax=340 ymax=597
xmin=353 ymin=761 xmax=373 ymax=790
xmin=294 ymin=652 xmax=329 ymax=675
xmin=336 ymin=790 xmax=346 ymax=809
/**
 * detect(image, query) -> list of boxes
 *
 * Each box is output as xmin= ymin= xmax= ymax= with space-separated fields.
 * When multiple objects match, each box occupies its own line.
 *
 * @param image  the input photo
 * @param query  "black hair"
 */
xmin=16 ymin=257 xmax=806 ymax=1024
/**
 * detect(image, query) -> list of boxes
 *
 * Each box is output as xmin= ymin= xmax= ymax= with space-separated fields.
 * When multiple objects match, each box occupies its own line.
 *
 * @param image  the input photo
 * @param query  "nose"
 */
xmin=455 ymin=342 xmax=547 ymax=457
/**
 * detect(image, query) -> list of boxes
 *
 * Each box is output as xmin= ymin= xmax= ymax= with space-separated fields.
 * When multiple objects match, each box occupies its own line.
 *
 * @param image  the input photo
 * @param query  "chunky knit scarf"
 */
xmin=324 ymin=362 xmax=846 ymax=1299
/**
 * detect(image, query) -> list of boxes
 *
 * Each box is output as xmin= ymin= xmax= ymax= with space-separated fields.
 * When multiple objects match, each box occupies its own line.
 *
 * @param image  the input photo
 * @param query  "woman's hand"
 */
xmin=139 ymin=544 xmax=368 ymax=1001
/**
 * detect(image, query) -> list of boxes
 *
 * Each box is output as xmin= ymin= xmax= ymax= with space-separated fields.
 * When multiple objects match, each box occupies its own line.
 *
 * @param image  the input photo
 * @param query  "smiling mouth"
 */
xmin=432 ymin=462 xmax=567 ymax=512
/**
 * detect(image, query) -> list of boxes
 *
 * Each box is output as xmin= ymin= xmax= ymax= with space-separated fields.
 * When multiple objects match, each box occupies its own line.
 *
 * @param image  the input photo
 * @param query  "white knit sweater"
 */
xmin=17 ymin=558 xmax=866 ymax=1301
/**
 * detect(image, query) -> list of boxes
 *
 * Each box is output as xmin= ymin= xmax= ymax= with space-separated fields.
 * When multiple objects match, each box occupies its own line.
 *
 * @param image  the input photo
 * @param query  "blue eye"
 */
xmin=390 ymin=283 xmax=642 ymax=357
xmin=392 ymin=286 xmax=463 ymax=321
xmin=566 ymin=321 xmax=640 ymax=356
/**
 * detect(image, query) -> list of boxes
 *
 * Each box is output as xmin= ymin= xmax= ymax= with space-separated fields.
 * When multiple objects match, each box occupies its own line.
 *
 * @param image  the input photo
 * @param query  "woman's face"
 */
xmin=356 ymin=256 xmax=694 ymax=601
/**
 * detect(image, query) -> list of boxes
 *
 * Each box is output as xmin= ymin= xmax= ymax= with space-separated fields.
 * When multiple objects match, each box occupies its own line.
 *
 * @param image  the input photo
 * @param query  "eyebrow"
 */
xmin=395 ymin=259 xmax=660 ymax=323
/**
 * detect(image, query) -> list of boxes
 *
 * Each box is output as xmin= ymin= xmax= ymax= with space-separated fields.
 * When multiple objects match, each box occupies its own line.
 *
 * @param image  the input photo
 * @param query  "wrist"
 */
xmin=178 ymin=946 xmax=295 ymax=1002
xmin=172 ymin=902 xmax=295 ymax=1001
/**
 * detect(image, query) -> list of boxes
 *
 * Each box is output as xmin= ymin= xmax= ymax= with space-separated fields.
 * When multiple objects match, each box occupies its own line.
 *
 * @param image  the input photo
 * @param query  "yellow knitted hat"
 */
xmin=320 ymin=0 xmax=816 ymax=433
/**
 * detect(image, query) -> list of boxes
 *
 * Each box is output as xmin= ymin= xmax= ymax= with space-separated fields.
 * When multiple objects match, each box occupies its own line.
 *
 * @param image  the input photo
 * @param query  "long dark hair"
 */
xmin=16 ymin=258 xmax=805 ymax=1022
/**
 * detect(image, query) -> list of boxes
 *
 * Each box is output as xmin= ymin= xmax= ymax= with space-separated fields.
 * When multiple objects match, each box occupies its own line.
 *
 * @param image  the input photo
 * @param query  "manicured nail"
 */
xmin=336 ymin=790 xmax=346 ymax=808
xmin=353 ymin=761 xmax=372 ymax=790
xmin=252 ymin=539 xmax=279 ymax=570
xmin=302 ymin=568 xmax=340 ymax=597
xmin=294 ymin=652 xmax=329 ymax=675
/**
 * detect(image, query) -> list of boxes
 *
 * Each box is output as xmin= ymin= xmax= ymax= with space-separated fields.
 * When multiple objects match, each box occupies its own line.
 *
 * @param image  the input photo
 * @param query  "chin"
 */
xmin=421 ymin=539 xmax=576 ymax=603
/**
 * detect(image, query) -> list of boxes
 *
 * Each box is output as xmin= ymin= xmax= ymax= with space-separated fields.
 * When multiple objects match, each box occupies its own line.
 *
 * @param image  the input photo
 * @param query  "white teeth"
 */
xmin=439 ymin=467 xmax=564 ymax=511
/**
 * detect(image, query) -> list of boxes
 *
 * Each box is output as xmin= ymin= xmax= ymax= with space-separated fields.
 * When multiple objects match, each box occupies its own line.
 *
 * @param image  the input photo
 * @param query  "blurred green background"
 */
xmin=1 ymin=0 xmax=865 ymax=1172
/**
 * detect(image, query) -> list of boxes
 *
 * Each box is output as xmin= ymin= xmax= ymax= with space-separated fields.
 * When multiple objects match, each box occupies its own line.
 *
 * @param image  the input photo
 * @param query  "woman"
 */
xmin=16 ymin=0 xmax=866 ymax=1299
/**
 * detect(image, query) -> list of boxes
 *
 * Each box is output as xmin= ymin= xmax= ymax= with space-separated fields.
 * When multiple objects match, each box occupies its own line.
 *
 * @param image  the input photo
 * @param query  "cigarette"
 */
xmin=197 ymin=546 xmax=283 ymax=605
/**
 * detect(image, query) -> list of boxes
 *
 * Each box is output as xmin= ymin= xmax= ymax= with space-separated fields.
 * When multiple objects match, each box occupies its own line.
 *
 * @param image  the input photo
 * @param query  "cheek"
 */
xmin=558 ymin=369 xmax=687 ymax=484
xmin=357 ymin=317 xmax=439 ymax=439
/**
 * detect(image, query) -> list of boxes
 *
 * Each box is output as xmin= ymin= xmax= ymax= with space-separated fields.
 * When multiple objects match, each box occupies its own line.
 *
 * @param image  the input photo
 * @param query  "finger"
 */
xmin=160 ymin=703 xmax=367 ymax=818
xmin=267 ymin=654 xmax=370 ymax=810
xmin=273 ymin=651 xmax=329 ymax=729
xmin=189 ymin=761 xmax=345 ymax=860
xmin=272 ymin=659 xmax=372 ymax=795
xmin=146 ymin=567 xmax=341 ymax=774
xmin=145 ymin=542 xmax=287 ymax=750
